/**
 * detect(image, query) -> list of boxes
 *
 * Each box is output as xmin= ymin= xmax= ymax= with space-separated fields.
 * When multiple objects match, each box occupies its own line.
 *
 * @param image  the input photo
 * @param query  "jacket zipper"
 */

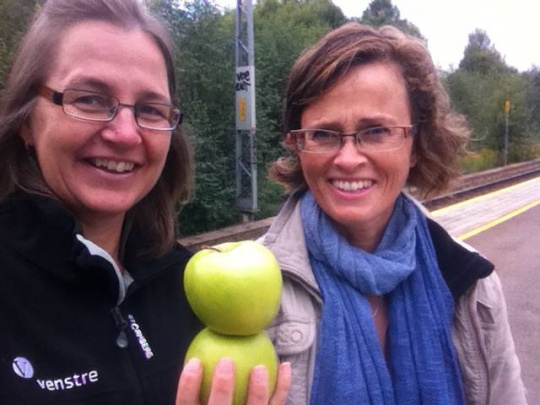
xmin=111 ymin=306 xmax=129 ymax=348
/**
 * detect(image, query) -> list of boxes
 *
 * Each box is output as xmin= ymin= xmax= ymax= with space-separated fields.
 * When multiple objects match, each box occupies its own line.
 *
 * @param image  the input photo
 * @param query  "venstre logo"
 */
xmin=12 ymin=357 xmax=99 ymax=391
xmin=12 ymin=357 xmax=34 ymax=379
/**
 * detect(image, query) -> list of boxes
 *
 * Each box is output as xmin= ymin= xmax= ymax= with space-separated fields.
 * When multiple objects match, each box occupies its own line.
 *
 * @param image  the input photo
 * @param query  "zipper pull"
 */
xmin=111 ymin=307 xmax=129 ymax=349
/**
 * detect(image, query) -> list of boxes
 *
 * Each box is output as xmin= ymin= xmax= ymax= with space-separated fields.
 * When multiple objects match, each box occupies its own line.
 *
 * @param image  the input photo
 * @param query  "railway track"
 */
xmin=422 ymin=159 xmax=540 ymax=210
xmin=179 ymin=159 xmax=540 ymax=250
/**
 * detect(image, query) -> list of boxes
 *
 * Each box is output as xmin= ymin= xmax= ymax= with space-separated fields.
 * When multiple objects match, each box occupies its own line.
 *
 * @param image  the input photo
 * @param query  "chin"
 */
xmin=77 ymin=196 xmax=139 ymax=217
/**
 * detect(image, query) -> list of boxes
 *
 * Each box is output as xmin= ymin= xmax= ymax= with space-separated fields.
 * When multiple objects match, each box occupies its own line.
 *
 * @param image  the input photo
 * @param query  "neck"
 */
xmin=77 ymin=213 xmax=125 ymax=267
xmin=336 ymin=222 xmax=383 ymax=252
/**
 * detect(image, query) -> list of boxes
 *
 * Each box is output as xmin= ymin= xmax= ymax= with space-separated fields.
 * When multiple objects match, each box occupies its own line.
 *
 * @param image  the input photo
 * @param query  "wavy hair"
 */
xmin=0 ymin=0 xmax=193 ymax=258
xmin=269 ymin=22 xmax=469 ymax=198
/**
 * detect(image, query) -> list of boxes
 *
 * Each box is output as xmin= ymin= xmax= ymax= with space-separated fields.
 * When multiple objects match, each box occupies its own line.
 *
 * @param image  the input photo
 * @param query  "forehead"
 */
xmin=300 ymin=61 xmax=411 ymax=127
xmin=47 ymin=21 xmax=170 ymax=98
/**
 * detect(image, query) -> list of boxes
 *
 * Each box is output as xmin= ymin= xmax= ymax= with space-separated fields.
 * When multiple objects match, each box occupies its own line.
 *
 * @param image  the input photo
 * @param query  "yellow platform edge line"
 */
xmin=458 ymin=199 xmax=540 ymax=240
xmin=432 ymin=176 xmax=540 ymax=216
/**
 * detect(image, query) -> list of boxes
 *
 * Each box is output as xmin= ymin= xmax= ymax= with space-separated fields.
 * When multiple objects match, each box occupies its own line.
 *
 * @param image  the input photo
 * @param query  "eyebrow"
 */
xmin=67 ymin=78 xmax=111 ymax=93
xmin=304 ymin=116 xmax=396 ymax=130
xmin=66 ymin=78 xmax=171 ymax=104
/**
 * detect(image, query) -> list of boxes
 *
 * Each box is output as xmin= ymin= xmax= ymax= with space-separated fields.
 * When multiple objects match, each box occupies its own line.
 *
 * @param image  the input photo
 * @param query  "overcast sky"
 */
xmin=322 ymin=0 xmax=540 ymax=72
xmin=215 ymin=0 xmax=540 ymax=72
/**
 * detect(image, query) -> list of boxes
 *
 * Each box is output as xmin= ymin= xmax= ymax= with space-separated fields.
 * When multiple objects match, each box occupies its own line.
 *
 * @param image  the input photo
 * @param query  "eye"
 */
xmin=137 ymin=103 xmax=168 ymax=121
xmin=364 ymin=126 xmax=391 ymax=135
xmin=309 ymin=130 xmax=337 ymax=143
xmin=70 ymin=94 xmax=110 ymax=111
xmin=361 ymin=126 xmax=392 ymax=143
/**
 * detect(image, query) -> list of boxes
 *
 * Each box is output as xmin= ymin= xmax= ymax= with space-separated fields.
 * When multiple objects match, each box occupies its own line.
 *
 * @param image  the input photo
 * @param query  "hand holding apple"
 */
xmin=184 ymin=328 xmax=278 ymax=405
xmin=183 ymin=240 xmax=283 ymax=405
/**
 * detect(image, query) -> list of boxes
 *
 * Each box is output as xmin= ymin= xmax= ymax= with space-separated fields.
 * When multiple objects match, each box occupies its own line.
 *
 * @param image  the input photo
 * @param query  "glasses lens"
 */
xmin=359 ymin=126 xmax=405 ymax=151
xmin=293 ymin=126 xmax=410 ymax=153
xmin=302 ymin=130 xmax=340 ymax=152
xmin=62 ymin=90 xmax=115 ymax=121
xmin=136 ymin=103 xmax=180 ymax=130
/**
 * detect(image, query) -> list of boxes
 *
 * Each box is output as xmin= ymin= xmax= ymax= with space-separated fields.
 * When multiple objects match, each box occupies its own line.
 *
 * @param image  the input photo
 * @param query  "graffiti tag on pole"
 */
xmin=235 ymin=66 xmax=256 ymax=130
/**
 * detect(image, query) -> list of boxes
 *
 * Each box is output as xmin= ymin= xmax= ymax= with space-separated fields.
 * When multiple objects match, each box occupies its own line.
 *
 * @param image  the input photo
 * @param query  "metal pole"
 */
xmin=503 ymin=100 xmax=510 ymax=166
xmin=234 ymin=0 xmax=257 ymax=220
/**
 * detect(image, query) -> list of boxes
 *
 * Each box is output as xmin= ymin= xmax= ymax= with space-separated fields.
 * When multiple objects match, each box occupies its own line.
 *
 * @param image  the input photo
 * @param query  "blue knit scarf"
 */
xmin=301 ymin=191 xmax=465 ymax=405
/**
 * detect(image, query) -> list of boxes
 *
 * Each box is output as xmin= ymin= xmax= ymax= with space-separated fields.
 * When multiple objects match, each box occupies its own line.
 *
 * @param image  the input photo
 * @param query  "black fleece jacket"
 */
xmin=0 ymin=194 xmax=203 ymax=405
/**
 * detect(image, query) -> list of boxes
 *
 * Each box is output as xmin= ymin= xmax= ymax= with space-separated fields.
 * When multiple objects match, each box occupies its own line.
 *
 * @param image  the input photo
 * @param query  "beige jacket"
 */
xmin=261 ymin=196 xmax=527 ymax=404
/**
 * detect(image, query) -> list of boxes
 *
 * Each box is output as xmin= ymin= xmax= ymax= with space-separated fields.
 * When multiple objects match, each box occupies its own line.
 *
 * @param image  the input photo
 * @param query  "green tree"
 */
xmin=253 ymin=0 xmax=346 ymax=218
xmin=459 ymin=29 xmax=513 ymax=75
xmin=151 ymin=0 xmax=239 ymax=236
xmin=445 ymin=29 xmax=537 ymax=165
xmin=523 ymin=67 xmax=540 ymax=134
xmin=148 ymin=0 xmax=349 ymax=235
xmin=446 ymin=69 xmax=536 ymax=164
xmin=359 ymin=0 xmax=424 ymax=39
xmin=0 ymin=0 xmax=39 ymax=88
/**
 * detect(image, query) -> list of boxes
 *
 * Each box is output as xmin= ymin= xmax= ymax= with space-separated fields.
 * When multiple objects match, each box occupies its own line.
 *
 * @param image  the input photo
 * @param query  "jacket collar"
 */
xmin=426 ymin=218 xmax=494 ymax=299
xmin=0 ymin=193 xmax=191 ymax=304
xmin=262 ymin=191 xmax=494 ymax=300
xmin=261 ymin=192 xmax=321 ymax=300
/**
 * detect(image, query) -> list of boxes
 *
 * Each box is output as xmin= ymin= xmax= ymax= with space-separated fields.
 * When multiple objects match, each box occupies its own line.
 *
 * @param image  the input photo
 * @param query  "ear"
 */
xmin=409 ymin=149 xmax=417 ymax=168
xmin=285 ymin=132 xmax=299 ymax=154
xmin=20 ymin=120 xmax=34 ymax=147
xmin=409 ymin=128 xmax=418 ymax=168
xmin=284 ymin=132 xmax=293 ymax=146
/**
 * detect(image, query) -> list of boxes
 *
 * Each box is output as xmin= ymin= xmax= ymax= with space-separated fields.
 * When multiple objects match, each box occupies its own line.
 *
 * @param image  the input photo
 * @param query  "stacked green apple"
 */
xmin=184 ymin=241 xmax=282 ymax=405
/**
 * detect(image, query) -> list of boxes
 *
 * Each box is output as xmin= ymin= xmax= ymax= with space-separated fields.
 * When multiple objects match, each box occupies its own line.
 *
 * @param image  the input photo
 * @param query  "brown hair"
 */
xmin=0 ymin=0 xmax=193 ymax=258
xmin=269 ymin=22 xmax=469 ymax=198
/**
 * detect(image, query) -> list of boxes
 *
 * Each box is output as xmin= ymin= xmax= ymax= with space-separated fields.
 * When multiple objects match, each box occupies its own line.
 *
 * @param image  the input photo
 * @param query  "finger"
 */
xmin=269 ymin=362 xmax=292 ymax=405
xmin=176 ymin=358 xmax=203 ymax=405
xmin=207 ymin=357 xmax=235 ymax=405
xmin=245 ymin=366 xmax=269 ymax=405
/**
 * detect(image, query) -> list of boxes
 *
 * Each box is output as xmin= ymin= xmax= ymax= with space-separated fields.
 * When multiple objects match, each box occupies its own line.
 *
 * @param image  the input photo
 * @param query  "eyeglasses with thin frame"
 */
xmin=38 ymin=86 xmax=183 ymax=131
xmin=290 ymin=125 xmax=417 ymax=153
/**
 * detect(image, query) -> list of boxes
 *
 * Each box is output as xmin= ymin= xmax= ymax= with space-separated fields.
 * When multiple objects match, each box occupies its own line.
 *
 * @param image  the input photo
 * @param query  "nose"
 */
xmin=101 ymin=105 xmax=142 ymax=146
xmin=333 ymin=136 xmax=368 ymax=168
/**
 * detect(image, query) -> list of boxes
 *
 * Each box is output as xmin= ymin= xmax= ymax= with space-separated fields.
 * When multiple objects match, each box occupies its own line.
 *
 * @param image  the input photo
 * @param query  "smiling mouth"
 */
xmin=332 ymin=179 xmax=374 ymax=191
xmin=90 ymin=158 xmax=135 ymax=173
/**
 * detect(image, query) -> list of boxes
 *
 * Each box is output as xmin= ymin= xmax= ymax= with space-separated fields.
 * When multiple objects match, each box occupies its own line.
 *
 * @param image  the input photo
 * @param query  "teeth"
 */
xmin=332 ymin=180 xmax=373 ymax=191
xmin=93 ymin=159 xmax=135 ymax=173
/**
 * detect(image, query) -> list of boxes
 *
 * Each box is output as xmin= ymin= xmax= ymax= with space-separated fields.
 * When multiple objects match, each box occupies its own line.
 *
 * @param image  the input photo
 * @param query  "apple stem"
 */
xmin=203 ymin=246 xmax=222 ymax=253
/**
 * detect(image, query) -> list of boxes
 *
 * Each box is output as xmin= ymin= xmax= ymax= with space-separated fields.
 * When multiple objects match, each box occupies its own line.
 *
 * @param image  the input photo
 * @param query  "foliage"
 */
xmin=447 ymin=70 xmax=537 ymax=163
xmin=359 ymin=0 xmax=424 ymax=40
xmin=530 ymin=143 xmax=540 ymax=159
xmin=460 ymin=149 xmax=498 ymax=174
xmin=253 ymin=0 xmax=346 ymax=218
xmin=522 ymin=67 xmax=540 ymax=132
xmin=150 ymin=0 xmax=347 ymax=234
xmin=1 ymin=0 xmax=539 ymax=236
xmin=0 ymin=0 xmax=39 ymax=88
xmin=445 ymin=30 xmax=537 ymax=166
xmin=459 ymin=29 xmax=514 ymax=75
xmin=150 ymin=0 xmax=240 ymax=236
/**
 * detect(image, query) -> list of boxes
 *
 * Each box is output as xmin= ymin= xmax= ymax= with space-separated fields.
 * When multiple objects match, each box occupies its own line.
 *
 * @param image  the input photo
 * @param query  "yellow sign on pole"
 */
xmin=238 ymin=97 xmax=246 ymax=122
xmin=504 ymin=100 xmax=510 ymax=113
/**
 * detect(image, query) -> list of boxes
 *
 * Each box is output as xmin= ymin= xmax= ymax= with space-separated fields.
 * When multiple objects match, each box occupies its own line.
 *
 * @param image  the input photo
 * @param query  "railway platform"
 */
xmin=431 ymin=176 xmax=540 ymax=239
xmin=432 ymin=175 xmax=540 ymax=402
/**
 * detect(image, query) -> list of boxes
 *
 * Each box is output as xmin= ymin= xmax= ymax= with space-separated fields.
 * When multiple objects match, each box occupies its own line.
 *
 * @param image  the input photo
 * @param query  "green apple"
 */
xmin=184 ymin=240 xmax=282 ymax=335
xmin=185 ymin=328 xmax=278 ymax=405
